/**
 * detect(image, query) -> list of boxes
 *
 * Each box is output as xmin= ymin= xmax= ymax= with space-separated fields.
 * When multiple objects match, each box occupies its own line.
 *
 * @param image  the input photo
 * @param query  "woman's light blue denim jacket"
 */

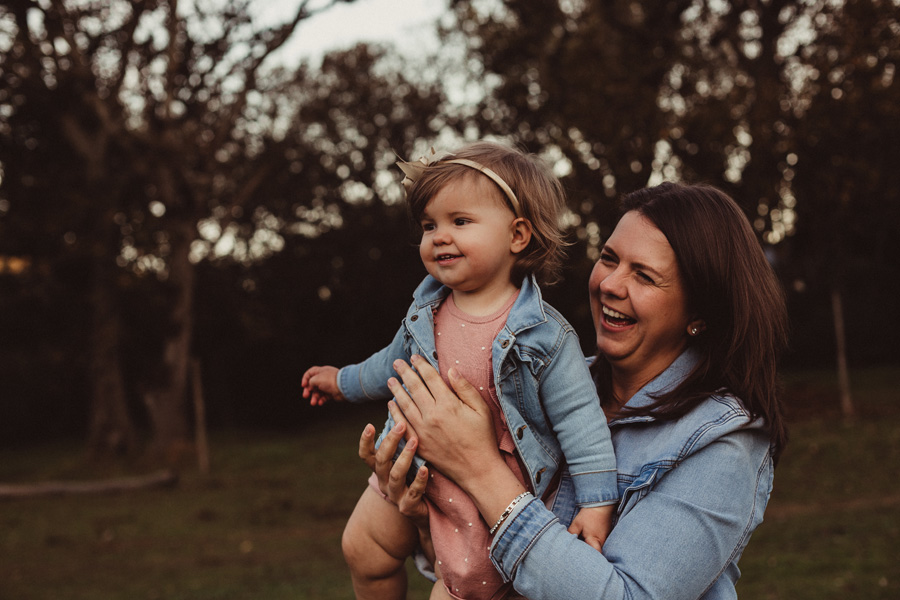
xmin=337 ymin=274 xmax=618 ymax=508
xmin=490 ymin=348 xmax=775 ymax=600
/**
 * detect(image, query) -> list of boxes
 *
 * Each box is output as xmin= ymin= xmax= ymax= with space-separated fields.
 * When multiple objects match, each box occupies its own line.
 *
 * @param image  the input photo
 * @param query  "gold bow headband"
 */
xmin=396 ymin=148 xmax=522 ymax=218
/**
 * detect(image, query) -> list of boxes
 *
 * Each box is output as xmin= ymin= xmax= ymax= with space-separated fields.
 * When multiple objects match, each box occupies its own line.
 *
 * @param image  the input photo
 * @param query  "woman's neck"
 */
xmin=609 ymin=366 xmax=661 ymax=410
xmin=607 ymin=345 xmax=687 ymax=409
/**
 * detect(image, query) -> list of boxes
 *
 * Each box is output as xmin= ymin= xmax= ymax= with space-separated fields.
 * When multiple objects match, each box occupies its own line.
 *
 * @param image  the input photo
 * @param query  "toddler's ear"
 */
xmin=510 ymin=218 xmax=533 ymax=254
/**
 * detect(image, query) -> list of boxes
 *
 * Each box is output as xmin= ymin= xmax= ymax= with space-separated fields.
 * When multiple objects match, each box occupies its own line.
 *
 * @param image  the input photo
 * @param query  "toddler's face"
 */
xmin=418 ymin=175 xmax=519 ymax=300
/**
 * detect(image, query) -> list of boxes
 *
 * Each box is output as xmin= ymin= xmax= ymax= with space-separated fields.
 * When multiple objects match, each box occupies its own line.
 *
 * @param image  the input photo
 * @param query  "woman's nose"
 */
xmin=597 ymin=267 xmax=626 ymax=298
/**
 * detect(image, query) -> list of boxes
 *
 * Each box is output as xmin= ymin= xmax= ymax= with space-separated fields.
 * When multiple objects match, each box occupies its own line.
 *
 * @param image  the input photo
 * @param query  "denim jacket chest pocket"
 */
xmin=552 ymin=458 xmax=678 ymax=530
xmin=400 ymin=327 xmax=430 ymax=362
xmin=497 ymin=343 xmax=550 ymax=417
xmin=616 ymin=461 xmax=676 ymax=519
xmin=402 ymin=307 xmax=440 ymax=364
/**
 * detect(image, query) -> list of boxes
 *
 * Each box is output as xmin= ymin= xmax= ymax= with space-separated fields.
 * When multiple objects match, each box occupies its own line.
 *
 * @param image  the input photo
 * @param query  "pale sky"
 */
xmin=261 ymin=0 xmax=447 ymax=65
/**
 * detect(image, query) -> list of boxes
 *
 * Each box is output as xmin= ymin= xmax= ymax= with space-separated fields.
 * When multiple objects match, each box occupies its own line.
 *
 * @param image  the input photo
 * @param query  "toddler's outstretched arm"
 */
xmin=301 ymin=365 xmax=345 ymax=406
xmin=568 ymin=504 xmax=615 ymax=552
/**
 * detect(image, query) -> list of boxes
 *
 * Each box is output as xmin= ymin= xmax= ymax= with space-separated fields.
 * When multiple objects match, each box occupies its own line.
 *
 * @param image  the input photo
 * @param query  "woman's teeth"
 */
xmin=602 ymin=305 xmax=635 ymax=324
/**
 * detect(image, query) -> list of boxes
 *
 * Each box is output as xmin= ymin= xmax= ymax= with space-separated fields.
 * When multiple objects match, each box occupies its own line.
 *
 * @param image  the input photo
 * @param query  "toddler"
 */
xmin=302 ymin=142 xmax=618 ymax=600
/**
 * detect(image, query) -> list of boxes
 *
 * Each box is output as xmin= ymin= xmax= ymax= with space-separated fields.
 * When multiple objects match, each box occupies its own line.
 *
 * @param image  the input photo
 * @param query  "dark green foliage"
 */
xmin=446 ymin=0 xmax=900 ymax=367
xmin=1 ymin=0 xmax=898 ymax=449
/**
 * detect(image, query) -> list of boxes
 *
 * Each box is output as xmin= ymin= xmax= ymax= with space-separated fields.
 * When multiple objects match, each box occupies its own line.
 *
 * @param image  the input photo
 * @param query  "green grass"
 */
xmin=735 ymin=366 xmax=900 ymax=599
xmin=0 ymin=404 xmax=433 ymax=600
xmin=1 ymin=368 xmax=898 ymax=599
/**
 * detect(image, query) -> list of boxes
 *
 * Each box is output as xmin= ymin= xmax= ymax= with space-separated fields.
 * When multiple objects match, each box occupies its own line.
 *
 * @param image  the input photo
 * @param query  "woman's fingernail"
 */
xmin=411 ymin=354 xmax=420 ymax=363
xmin=406 ymin=438 xmax=417 ymax=451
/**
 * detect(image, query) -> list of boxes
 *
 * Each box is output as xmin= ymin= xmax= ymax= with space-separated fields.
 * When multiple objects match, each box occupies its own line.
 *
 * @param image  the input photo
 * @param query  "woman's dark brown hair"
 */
xmin=593 ymin=182 xmax=790 ymax=460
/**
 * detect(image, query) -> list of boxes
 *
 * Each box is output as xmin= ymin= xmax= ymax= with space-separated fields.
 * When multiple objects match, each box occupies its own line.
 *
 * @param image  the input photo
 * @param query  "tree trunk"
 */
xmin=87 ymin=259 xmax=138 ymax=456
xmin=831 ymin=286 xmax=855 ymax=419
xmin=143 ymin=219 xmax=196 ymax=462
xmin=192 ymin=358 xmax=210 ymax=474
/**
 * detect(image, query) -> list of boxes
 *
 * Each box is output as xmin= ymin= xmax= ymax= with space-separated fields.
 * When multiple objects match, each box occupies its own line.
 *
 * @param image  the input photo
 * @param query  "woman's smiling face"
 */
xmin=589 ymin=210 xmax=694 ymax=382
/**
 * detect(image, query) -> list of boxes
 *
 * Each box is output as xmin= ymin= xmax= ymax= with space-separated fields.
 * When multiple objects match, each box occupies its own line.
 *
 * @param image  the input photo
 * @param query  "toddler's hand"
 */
xmin=301 ymin=365 xmax=344 ymax=406
xmin=568 ymin=504 xmax=615 ymax=552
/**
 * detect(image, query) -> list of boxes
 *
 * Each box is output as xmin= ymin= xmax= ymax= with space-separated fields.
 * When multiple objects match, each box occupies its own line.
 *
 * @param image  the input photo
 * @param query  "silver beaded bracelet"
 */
xmin=488 ymin=491 xmax=533 ymax=536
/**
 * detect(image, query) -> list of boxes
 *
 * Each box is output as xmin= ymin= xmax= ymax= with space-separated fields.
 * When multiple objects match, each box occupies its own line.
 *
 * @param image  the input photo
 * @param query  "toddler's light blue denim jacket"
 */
xmin=490 ymin=348 xmax=775 ymax=599
xmin=337 ymin=274 xmax=618 ymax=508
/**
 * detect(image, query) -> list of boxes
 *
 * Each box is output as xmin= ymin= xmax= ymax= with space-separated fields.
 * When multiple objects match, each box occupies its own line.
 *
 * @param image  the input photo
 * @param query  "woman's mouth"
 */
xmin=602 ymin=305 xmax=636 ymax=327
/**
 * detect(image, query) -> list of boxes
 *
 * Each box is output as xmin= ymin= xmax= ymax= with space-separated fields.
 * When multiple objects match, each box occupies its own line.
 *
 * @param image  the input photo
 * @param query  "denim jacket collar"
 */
xmin=608 ymin=347 xmax=700 ymax=425
xmin=411 ymin=274 xmax=547 ymax=337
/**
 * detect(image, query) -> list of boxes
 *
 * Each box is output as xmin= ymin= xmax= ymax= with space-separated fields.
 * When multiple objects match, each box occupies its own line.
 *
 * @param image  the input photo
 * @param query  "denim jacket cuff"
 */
xmin=336 ymin=364 xmax=365 ymax=403
xmin=490 ymin=497 xmax=555 ymax=582
xmin=571 ymin=469 xmax=620 ymax=507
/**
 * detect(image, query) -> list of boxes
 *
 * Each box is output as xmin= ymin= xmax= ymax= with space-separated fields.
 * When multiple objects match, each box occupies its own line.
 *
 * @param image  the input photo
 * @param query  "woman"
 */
xmin=364 ymin=182 xmax=789 ymax=599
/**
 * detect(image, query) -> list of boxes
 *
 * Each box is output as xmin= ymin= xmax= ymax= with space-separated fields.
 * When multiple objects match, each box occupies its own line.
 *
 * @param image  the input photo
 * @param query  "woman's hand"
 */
xmin=386 ymin=355 xmax=501 ymax=487
xmin=358 ymin=417 xmax=429 ymax=528
xmin=382 ymin=356 xmax=530 ymax=535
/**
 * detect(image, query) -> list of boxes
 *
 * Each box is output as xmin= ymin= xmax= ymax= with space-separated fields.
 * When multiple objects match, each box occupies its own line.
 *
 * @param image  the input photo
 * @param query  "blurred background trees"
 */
xmin=0 ymin=0 xmax=441 ymax=458
xmin=0 ymin=0 xmax=897 ymax=461
xmin=0 ymin=0 xmax=353 ymax=458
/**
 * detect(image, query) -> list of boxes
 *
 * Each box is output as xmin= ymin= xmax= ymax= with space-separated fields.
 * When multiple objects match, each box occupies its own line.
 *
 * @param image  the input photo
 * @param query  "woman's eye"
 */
xmin=637 ymin=272 xmax=655 ymax=284
xmin=599 ymin=252 xmax=616 ymax=265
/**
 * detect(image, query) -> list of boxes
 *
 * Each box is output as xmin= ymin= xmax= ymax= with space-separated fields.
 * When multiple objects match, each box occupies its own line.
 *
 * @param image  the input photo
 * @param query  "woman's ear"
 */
xmin=510 ymin=218 xmax=533 ymax=254
xmin=687 ymin=319 xmax=707 ymax=337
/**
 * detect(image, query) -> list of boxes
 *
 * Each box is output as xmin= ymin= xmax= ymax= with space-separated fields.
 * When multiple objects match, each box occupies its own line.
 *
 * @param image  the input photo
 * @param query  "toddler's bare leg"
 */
xmin=342 ymin=485 xmax=419 ymax=600
xmin=429 ymin=579 xmax=455 ymax=599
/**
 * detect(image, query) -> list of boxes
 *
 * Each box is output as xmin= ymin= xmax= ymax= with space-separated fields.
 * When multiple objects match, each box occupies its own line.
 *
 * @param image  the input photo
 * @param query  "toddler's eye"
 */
xmin=454 ymin=218 xmax=470 ymax=226
xmin=421 ymin=222 xmax=435 ymax=231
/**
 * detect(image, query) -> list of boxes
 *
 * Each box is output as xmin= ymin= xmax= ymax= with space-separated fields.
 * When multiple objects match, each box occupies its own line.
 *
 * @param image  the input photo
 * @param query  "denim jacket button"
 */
xmin=535 ymin=467 xmax=546 ymax=484
xmin=516 ymin=425 xmax=527 ymax=440
xmin=501 ymin=339 xmax=510 ymax=348
xmin=410 ymin=314 xmax=418 ymax=321
xmin=432 ymin=351 xmax=438 ymax=360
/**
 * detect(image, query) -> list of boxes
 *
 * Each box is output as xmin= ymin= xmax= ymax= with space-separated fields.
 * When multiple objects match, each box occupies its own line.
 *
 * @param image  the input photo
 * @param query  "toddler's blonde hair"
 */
xmin=405 ymin=142 xmax=568 ymax=286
